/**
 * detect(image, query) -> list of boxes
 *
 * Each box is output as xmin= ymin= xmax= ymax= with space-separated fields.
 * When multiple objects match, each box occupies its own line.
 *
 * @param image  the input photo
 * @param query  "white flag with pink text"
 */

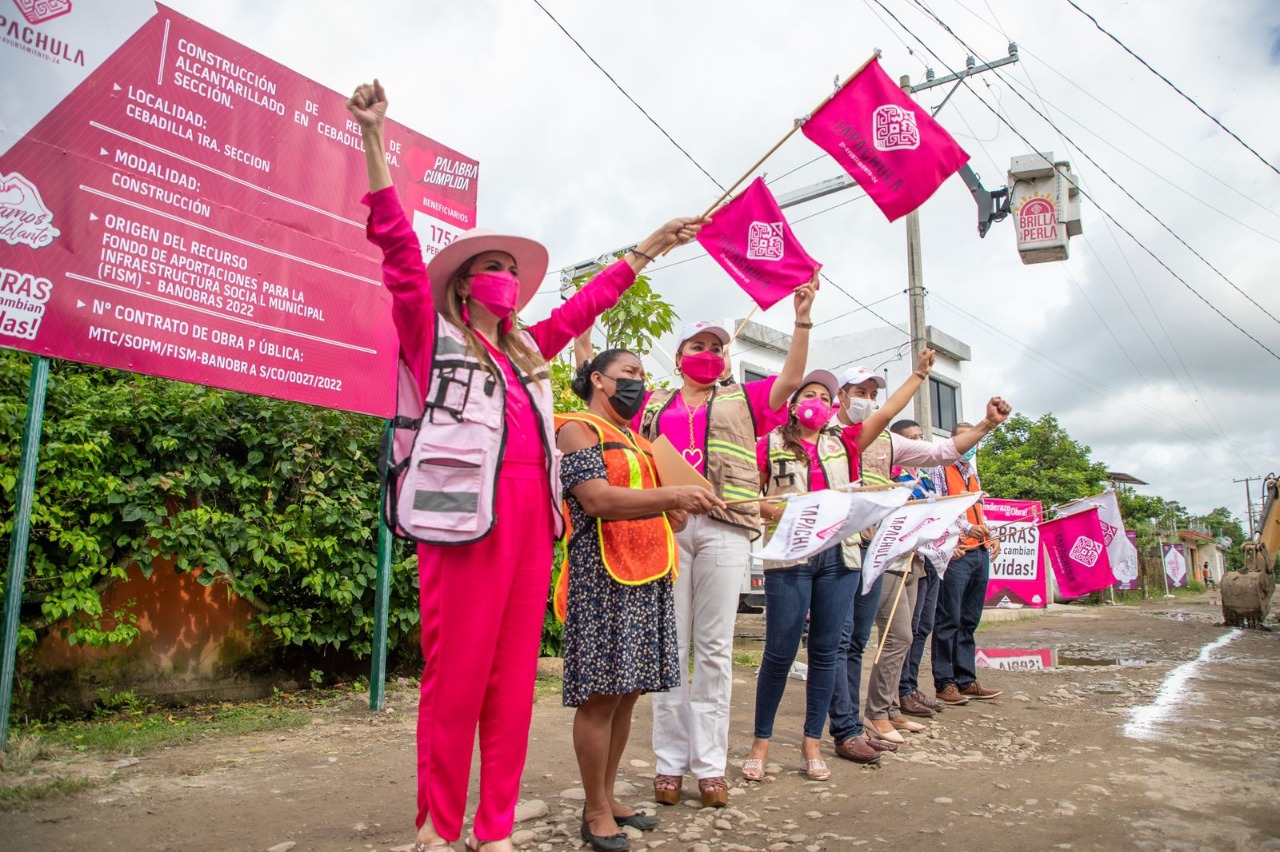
xmin=754 ymin=487 xmax=911 ymax=563
xmin=862 ymin=493 xmax=984 ymax=593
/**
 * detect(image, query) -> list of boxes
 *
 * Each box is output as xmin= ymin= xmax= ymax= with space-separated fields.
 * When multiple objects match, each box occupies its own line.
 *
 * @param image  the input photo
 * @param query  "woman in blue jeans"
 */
xmin=742 ymin=371 xmax=862 ymax=781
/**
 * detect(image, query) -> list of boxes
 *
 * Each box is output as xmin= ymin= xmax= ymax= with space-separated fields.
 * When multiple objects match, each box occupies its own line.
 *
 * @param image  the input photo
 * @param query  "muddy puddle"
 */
xmin=975 ymin=646 xmax=1170 ymax=671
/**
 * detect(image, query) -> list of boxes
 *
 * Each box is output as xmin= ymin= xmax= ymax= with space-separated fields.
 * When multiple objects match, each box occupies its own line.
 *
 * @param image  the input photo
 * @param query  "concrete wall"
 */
xmin=725 ymin=320 xmax=971 ymax=434
xmin=29 ymin=557 xmax=279 ymax=711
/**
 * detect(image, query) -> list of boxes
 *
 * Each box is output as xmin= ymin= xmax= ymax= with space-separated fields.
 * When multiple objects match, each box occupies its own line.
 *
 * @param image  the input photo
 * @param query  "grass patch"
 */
xmin=10 ymin=688 xmax=326 ymax=761
xmin=0 ymin=777 xmax=97 ymax=809
xmin=733 ymin=650 xmax=763 ymax=667
xmin=34 ymin=704 xmax=311 ymax=756
xmin=534 ymin=676 xmax=563 ymax=701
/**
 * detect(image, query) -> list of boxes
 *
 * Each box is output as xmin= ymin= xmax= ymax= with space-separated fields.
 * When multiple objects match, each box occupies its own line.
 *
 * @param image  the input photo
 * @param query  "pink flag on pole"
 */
xmin=801 ymin=58 xmax=970 ymax=221
xmin=1039 ymin=508 xmax=1115 ymax=599
xmin=695 ymin=177 xmax=821 ymax=310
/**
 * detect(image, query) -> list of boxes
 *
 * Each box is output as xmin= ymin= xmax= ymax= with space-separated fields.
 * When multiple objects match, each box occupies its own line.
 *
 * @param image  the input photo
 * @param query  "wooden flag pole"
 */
xmin=662 ymin=49 xmax=883 ymax=255
xmin=906 ymin=490 xmax=986 ymax=505
xmin=727 ymin=306 xmax=759 ymax=347
xmin=873 ymin=561 xmax=911 ymax=665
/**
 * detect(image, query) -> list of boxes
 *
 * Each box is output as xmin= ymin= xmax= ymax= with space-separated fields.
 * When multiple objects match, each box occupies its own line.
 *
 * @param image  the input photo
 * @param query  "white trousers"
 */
xmin=651 ymin=515 xmax=751 ymax=779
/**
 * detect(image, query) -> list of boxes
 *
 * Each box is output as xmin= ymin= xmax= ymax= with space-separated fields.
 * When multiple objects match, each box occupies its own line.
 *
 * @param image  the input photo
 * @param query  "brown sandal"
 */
xmin=653 ymin=773 xmax=683 ymax=806
xmin=698 ymin=776 xmax=729 ymax=808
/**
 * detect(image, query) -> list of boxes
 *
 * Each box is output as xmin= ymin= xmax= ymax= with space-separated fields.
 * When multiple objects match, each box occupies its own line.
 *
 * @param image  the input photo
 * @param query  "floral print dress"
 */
xmin=560 ymin=445 xmax=680 ymax=708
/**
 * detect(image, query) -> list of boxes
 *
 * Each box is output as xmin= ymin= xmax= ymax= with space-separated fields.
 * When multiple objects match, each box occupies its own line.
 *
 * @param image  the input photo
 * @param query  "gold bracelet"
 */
xmin=913 ymin=370 xmax=927 ymax=380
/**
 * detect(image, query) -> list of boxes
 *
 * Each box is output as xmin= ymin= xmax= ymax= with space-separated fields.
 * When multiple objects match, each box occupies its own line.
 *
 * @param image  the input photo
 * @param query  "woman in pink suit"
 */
xmin=349 ymin=81 xmax=702 ymax=852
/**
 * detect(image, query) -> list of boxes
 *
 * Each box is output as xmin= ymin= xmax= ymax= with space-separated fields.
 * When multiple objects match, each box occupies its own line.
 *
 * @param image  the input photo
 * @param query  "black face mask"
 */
xmin=605 ymin=376 xmax=646 ymax=420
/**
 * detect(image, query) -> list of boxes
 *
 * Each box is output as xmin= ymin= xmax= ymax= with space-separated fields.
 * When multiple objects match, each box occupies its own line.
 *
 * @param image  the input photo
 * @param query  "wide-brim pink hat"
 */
xmin=425 ymin=228 xmax=549 ymax=314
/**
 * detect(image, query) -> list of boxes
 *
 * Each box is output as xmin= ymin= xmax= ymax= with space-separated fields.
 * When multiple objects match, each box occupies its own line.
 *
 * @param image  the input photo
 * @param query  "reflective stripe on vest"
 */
xmin=760 ymin=428 xmax=853 ymax=569
xmin=640 ymin=385 xmax=762 ymax=537
xmin=553 ymin=411 xmax=677 ymax=621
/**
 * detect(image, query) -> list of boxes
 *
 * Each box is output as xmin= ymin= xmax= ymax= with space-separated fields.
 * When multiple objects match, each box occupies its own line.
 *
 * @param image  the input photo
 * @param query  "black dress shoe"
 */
xmin=580 ymin=819 xmax=631 ymax=852
xmin=614 ymin=812 xmax=659 ymax=831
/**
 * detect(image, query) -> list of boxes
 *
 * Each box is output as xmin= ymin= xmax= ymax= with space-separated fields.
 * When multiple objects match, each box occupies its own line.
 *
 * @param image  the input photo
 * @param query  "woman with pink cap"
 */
xmin=637 ymin=284 xmax=815 ymax=807
xmin=745 ymin=369 xmax=863 ymax=781
xmin=349 ymin=81 xmax=702 ymax=852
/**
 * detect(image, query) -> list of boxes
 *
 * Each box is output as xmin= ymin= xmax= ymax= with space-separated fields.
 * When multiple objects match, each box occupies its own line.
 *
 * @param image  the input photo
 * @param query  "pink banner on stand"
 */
xmin=976 ymin=648 xmax=1054 ymax=671
xmin=1116 ymin=530 xmax=1141 ymax=591
xmin=1163 ymin=542 xmax=1188 ymax=590
xmin=983 ymin=498 xmax=1047 ymax=609
xmin=1040 ymin=508 xmax=1116 ymax=599
xmin=0 ymin=3 xmax=477 ymax=417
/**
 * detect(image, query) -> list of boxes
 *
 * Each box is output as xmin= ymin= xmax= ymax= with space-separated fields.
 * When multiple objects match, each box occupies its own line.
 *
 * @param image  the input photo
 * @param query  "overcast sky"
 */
xmin=167 ymin=0 xmax=1280 ymax=525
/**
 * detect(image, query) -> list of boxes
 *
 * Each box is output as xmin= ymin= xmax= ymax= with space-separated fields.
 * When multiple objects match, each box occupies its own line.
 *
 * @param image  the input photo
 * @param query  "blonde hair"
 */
xmin=440 ymin=258 xmax=545 ymax=379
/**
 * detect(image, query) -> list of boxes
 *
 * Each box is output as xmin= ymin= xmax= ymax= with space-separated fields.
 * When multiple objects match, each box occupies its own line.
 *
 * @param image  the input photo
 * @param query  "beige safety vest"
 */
xmin=641 ymin=384 xmax=762 ymax=538
xmin=761 ymin=428 xmax=861 ymax=570
xmin=853 ymin=426 xmax=896 ymax=544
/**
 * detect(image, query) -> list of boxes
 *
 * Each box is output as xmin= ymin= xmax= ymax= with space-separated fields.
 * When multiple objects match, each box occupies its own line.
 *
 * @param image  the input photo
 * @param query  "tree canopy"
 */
xmin=975 ymin=413 xmax=1109 ymax=508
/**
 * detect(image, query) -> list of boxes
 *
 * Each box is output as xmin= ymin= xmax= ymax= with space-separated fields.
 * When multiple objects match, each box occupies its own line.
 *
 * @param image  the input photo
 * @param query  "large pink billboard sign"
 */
xmin=0 ymin=2 xmax=477 ymax=416
xmin=983 ymin=498 xmax=1048 ymax=609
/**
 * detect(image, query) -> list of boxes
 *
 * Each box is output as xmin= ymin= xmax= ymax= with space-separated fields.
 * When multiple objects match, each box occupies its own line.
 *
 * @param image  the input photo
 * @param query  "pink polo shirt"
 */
xmin=636 ymin=379 xmax=787 ymax=476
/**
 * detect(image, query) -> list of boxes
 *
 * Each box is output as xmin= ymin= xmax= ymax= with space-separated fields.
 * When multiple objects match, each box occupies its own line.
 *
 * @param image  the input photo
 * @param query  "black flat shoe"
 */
xmin=580 ymin=818 xmax=631 ymax=852
xmin=614 ymin=811 xmax=659 ymax=831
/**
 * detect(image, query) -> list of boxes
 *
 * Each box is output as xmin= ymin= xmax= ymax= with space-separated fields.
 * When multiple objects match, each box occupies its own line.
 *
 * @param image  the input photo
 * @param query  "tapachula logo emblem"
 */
xmin=12 ymin=0 xmax=72 ymax=26
xmin=872 ymin=104 xmax=920 ymax=152
xmin=746 ymin=222 xmax=785 ymax=261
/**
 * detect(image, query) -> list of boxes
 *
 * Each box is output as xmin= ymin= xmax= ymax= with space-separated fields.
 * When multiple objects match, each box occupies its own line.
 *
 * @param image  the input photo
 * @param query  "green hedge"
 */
xmin=0 ymin=351 xmax=420 ymax=658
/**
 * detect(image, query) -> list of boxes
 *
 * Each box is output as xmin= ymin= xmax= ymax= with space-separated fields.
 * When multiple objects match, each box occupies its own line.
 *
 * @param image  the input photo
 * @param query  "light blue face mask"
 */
xmin=961 ymin=445 xmax=979 ymax=463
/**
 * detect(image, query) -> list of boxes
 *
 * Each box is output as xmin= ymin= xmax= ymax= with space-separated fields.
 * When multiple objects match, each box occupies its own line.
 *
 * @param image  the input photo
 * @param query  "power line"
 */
xmin=1083 ymin=219 xmax=1249 ymax=462
xmin=924 ymin=5 xmax=1271 ymax=459
xmin=904 ymin=0 xmax=1280 ymax=332
xmin=890 ymin=0 xmax=1257 ymax=455
xmin=990 ymin=71 xmax=1280 ymax=246
xmin=872 ymin=0 xmax=1280 ymax=359
xmin=1064 ymin=0 xmax=1280 ymax=179
xmin=982 ymin=37 xmax=1280 ymax=223
xmin=928 ymin=292 xmax=1223 ymax=443
xmin=765 ymin=155 xmax=826 ymax=187
xmin=954 ymin=0 xmax=1280 ymax=221
xmin=529 ymin=0 xmax=911 ymax=346
xmin=646 ymin=290 xmax=905 ymax=382
xmin=529 ymin=0 xmax=725 ymax=192
xmin=818 ymin=271 xmax=907 ymax=339
xmin=963 ymin=27 xmax=1268 ymax=459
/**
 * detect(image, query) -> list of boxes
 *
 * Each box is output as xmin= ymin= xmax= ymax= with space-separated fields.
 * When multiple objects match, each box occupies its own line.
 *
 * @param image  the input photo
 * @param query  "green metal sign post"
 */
xmin=0 ymin=355 xmax=51 ymax=750
xmin=368 ymin=421 xmax=394 ymax=711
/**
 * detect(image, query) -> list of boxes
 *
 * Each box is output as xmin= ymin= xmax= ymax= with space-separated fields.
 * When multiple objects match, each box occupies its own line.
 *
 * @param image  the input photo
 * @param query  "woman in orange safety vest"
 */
xmin=555 ymin=348 xmax=723 ymax=852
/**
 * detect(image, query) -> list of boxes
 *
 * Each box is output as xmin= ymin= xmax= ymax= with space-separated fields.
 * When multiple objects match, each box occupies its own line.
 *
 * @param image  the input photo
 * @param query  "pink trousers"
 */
xmin=415 ymin=464 xmax=553 ymax=842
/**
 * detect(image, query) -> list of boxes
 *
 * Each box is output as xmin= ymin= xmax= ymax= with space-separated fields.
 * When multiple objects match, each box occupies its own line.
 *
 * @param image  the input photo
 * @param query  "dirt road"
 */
xmin=6 ymin=591 xmax=1279 ymax=851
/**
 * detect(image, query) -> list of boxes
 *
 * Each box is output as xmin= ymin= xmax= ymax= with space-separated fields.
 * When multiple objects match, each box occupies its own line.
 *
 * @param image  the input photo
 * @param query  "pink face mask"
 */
xmin=679 ymin=350 xmax=725 ymax=385
xmin=468 ymin=271 xmax=519 ymax=319
xmin=795 ymin=398 xmax=834 ymax=428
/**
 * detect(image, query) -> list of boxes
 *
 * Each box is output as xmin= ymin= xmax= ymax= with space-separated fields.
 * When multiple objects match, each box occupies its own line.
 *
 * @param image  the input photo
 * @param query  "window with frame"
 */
xmin=742 ymin=366 xmax=771 ymax=384
xmin=930 ymin=377 xmax=959 ymax=433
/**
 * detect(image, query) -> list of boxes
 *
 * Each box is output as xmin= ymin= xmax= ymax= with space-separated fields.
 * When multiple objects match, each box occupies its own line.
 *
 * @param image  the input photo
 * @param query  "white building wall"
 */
xmin=720 ymin=320 xmax=972 ymax=436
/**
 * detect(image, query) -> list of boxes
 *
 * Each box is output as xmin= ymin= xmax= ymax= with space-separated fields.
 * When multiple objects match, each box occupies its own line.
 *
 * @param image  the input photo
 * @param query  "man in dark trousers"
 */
xmin=930 ymin=422 xmax=1001 ymax=704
